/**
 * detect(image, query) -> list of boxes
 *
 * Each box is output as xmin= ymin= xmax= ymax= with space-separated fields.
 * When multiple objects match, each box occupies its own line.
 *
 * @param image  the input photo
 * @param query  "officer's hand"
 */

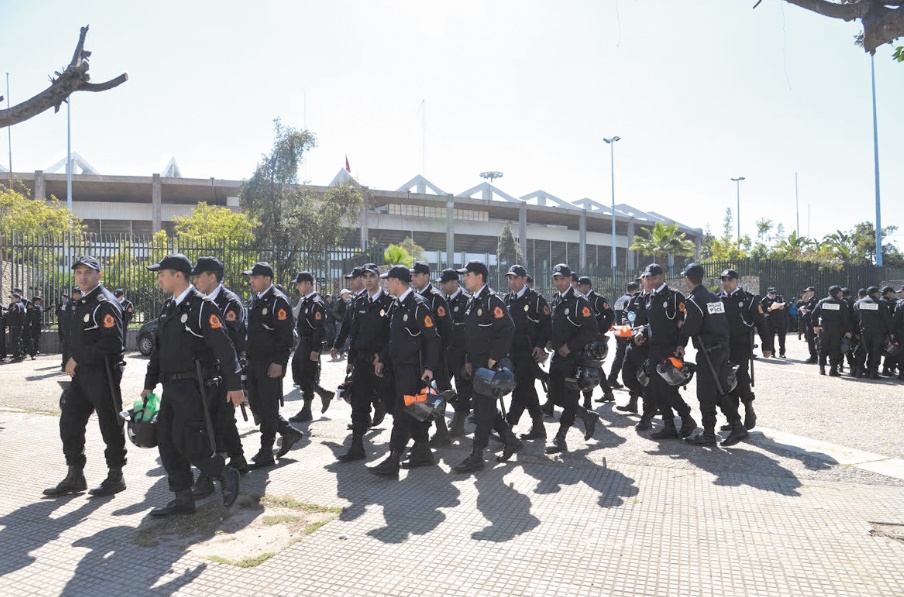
xmin=226 ymin=390 xmax=244 ymax=407
xmin=531 ymin=347 xmax=545 ymax=362
xmin=558 ymin=345 xmax=571 ymax=357
xmin=346 ymin=363 xmax=353 ymax=374
xmin=330 ymin=348 xmax=339 ymax=360
xmin=813 ymin=327 xmax=819 ymax=335
xmin=421 ymin=369 xmax=433 ymax=383
xmin=763 ymin=350 xmax=772 ymax=358
xmin=309 ymin=350 xmax=320 ymax=362
xmin=545 ymin=341 xmax=553 ymax=352
xmin=845 ymin=332 xmax=853 ymax=338
xmin=65 ymin=358 xmax=77 ymax=377
xmin=267 ymin=363 xmax=283 ymax=378
xmin=375 ymin=361 xmax=384 ymax=378
xmin=488 ymin=358 xmax=497 ymax=369
xmin=140 ymin=389 xmax=151 ymax=399
xmin=465 ymin=363 xmax=473 ymax=377
xmin=675 ymin=346 xmax=685 ymax=357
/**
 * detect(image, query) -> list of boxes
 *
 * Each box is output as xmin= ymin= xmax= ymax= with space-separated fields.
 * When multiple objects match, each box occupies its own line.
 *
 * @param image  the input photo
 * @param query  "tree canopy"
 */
xmin=497 ymin=222 xmax=523 ymax=267
xmin=0 ymin=183 xmax=83 ymax=237
xmin=629 ymin=222 xmax=695 ymax=264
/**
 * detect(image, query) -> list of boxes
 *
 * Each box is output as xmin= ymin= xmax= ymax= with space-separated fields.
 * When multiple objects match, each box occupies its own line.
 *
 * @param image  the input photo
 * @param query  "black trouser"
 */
xmin=157 ymin=379 xmax=225 ymax=492
xmin=549 ymin=353 xmax=580 ymax=429
xmin=389 ymin=362 xmax=430 ymax=451
xmin=208 ymin=381 xmax=244 ymax=460
xmin=472 ymin=389 xmax=508 ymax=450
xmin=727 ymin=342 xmax=754 ymax=403
xmin=508 ymin=351 xmax=542 ymax=427
xmin=621 ymin=344 xmax=647 ymax=398
xmin=58 ymin=329 xmax=68 ymax=368
xmin=0 ymin=324 xmax=6 ymax=357
xmin=291 ymin=336 xmax=321 ymax=401
xmin=804 ymin=321 xmax=818 ymax=359
xmin=695 ymin=346 xmax=740 ymax=431
xmin=646 ymin=360 xmax=691 ymax=422
xmin=766 ymin=316 xmax=787 ymax=355
xmin=349 ymin=355 xmax=392 ymax=435
xmin=31 ymin=327 xmax=41 ymax=355
xmin=818 ymin=331 xmax=843 ymax=369
xmin=60 ymin=364 xmax=126 ymax=470
xmin=855 ymin=331 xmax=883 ymax=374
xmin=8 ymin=325 xmax=22 ymax=358
xmin=609 ymin=338 xmax=630 ymax=383
xmin=245 ymin=359 xmax=292 ymax=451
xmin=447 ymin=347 xmax=472 ymax=414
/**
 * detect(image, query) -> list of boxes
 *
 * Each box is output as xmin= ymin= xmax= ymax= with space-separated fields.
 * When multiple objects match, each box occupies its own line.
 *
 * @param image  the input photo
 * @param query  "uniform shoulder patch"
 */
xmin=103 ymin=314 xmax=115 ymax=328
xmin=543 ymin=305 xmax=550 ymax=315
xmin=277 ymin=308 xmax=288 ymax=321
xmin=603 ymin=302 xmax=610 ymax=310
xmin=315 ymin=311 xmax=322 ymax=320
xmin=225 ymin=310 xmax=237 ymax=321
xmin=209 ymin=314 xmax=222 ymax=329
xmin=757 ymin=305 xmax=764 ymax=314
xmin=424 ymin=315 xmax=434 ymax=328
xmin=678 ymin=302 xmax=686 ymax=314
xmin=582 ymin=306 xmax=592 ymax=317
xmin=494 ymin=306 xmax=504 ymax=319
xmin=437 ymin=305 xmax=446 ymax=317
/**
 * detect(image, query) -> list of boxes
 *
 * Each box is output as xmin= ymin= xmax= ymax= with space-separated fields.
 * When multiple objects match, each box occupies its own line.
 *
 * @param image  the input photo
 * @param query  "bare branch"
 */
xmin=82 ymin=74 xmax=129 ymax=93
xmin=782 ymin=0 xmax=904 ymax=53
xmin=69 ymin=25 xmax=90 ymax=67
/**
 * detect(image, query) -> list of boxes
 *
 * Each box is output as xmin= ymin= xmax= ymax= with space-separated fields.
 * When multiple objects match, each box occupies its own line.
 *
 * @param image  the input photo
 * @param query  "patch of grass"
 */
xmin=262 ymin=514 xmax=301 ymax=526
xmin=133 ymin=501 xmax=228 ymax=548
xmin=259 ymin=495 xmax=343 ymax=514
xmin=208 ymin=553 xmax=275 ymax=568
xmin=303 ymin=519 xmax=333 ymax=534
xmin=20 ymin=407 xmax=60 ymax=416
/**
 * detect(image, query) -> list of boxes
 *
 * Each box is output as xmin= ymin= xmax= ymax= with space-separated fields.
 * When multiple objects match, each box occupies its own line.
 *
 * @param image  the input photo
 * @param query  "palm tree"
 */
xmin=383 ymin=244 xmax=414 ymax=267
xmin=821 ymin=230 xmax=857 ymax=265
xmin=629 ymin=222 xmax=695 ymax=265
xmin=772 ymin=230 xmax=815 ymax=260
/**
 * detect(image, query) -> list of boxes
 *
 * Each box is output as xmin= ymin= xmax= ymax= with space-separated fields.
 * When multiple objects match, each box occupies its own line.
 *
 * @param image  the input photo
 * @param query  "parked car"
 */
xmin=137 ymin=320 xmax=157 ymax=356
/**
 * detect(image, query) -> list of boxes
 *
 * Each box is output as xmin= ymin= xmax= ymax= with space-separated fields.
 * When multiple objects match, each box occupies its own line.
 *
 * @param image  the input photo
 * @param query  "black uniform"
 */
xmin=719 ymin=287 xmax=769 ymax=413
xmin=61 ymin=285 xmax=126 ymax=472
xmin=346 ymin=289 xmax=394 ymax=437
xmin=0 ymin=306 xmax=6 ymax=358
xmin=417 ymin=284 xmax=454 ymax=389
xmin=6 ymin=298 xmax=25 ymax=360
xmin=144 ymin=287 xmax=242 ymax=492
xmin=332 ymin=290 xmax=362 ymax=356
xmin=620 ymin=291 xmax=652 ymax=419
xmin=119 ymin=298 xmax=135 ymax=329
xmin=798 ymin=294 xmax=819 ymax=361
xmin=548 ymin=286 xmax=599 ymax=446
xmin=503 ymin=286 xmax=551 ymax=431
xmin=761 ymin=293 xmax=788 ymax=357
xmin=26 ymin=302 xmax=43 ymax=357
xmin=208 ymin=285 xmax=247 ymax=466
xmin=245 ymin=285 xmax=296 ymax=454
xmin=58 ymin=297 xmax=78 ymax=368
xmin=291 ymin=292 xmax=327 ymax=414
xmin=608 ymin=291 xmax=634 ymax=386
xmin=445 ymin=287 xmax=473 ymax=422
xmin=853 ymin=295 xmax=891 ymax=377
xmin=812 ymin=294 xmax=852 ymax=374
xmin=893 ymin=298 xmax=904 ymax=378
xmin=583 ymin=289 xmax=615 ymax=403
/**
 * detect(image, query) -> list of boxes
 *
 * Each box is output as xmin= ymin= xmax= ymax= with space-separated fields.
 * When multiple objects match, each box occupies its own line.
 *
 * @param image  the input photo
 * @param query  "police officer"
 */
xmin=114 ymin=289 xmax=135 ymax=330
xmin=332 ymin=266 xmax=365 ymax=361
xmin=43 ymin=256 xmax=127 ymax=498
xmin=25 ymin=296 xmax=43 ymax=357
xmin=503 ymin=264 xmax=551 ymax=441
xmin=638 ymin=263 xmax=697 ymax=440
xmin=576 ymin=276 xmax=616 ymax=405
xmin=452 ymin=260 xmax=522 ymax=472
xmin=189 ymin=256 xmax=249 ymax=497
xmin=880 ymin=286 xmax=899 ymax=376
xmin=369 ymin=265 xmax=442 ymax=477
xmin=761 ymin=287 xmax=788 ymax=358
xmin=410 ymin=261 xmax=455 ymax=446
xmin=797 ymin=287 xmax=819 ymax=363
xmin=853 ymin=286 xmax=892 ymax=379
xmin=6 ymin=293 xmax=25 ymax=361
xmin=438 ymin=268 xmax=472 ymax=437
xmin=544 ymin=264 xmax=601 ymax=453
xmin=893 ymin=286 xmax=904 ymax=381
xmin=841 ymin=288 xmax=858 ymax=374
xmin=608 ymin=281 xmax=639 ymax=390
xmin=336 ymin=263 xmax=394 ymax=462
xmin=141 ymin=254 xmax=242 ymax=516
xmin=679 ymin=264 xmax=748 ymax=446
xmin=812 ymin=285 xmax=852 ymax=376
xmin=289 ymin=272 xmax=334 ymax=422
xmin=243 ymin=262 xmax=304 ymax=468
xmin=0 ymin=301 xmax=6 ymax=360
xmin=616 ymin=277 xmax=653 ymax=427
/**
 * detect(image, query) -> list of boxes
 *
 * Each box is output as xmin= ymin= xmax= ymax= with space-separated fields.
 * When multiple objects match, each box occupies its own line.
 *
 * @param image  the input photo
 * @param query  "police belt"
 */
xmin=161 ymin=368 xmax=216 ymax=383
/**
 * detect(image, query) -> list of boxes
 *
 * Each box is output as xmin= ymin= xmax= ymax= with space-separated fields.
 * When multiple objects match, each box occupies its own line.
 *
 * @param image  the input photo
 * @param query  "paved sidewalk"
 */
xmin=1 ymin=345 xmax=903 ymax=596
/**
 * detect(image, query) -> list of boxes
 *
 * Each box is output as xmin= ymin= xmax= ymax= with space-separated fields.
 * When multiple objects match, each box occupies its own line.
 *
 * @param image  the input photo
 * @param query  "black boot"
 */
xmin=721 ymin=422 xmax=749 ymax=447
xmin=686 ymin=429 xmax=718 ymax=446
xmin=449 ymin=411 xmax=467 ymax=437
xmin=371 ymin=400 xmax=387 ymax=427
xmin=43 ymin=466 xmax=87 ymax=497
xmin=401 ymin=442 xmax=435 ymax=469
xmin=453 ymin=447 xmax=485 ymax=472
xmin=520 ymin=417 xmax=547 ymax=440
xmin=678 ymin=414 xmax=697 ymax=439
xmin=276 ymin=426 xmax=304 ymax=458
xmin=497 ymin=429 xmax=524 ymax=462
xmin=541 ymin=399 xmax=554 ymax=416
xmin=742 ymin=400 xmax=757 ymax=430
xmin=88 ymin=467 xmax=126 ymax=497
xmin=609 ymin=379 xmax=623 ymax=390
xmin=219 ymin=465 xmax=241 ymax=507
xmin=616 ymin=394 xmax=639 ymax=414
xmin=596 ymin=389 xmax=615 ymax=403
xmin=582 ymin=391 xmax=593 ymax=410
xmin=229 ymin=454 xmax=249 ymax=475
xmin=635 ymin=400 xmax=655 ymax=431
xmin=250 ymin=448 xmax=276 ymax=469
xmin=650 ymin=419 xmax=679 ymax=440
xmin=578 ymin=408 xmax=600 ymax=440
xmin=289 ymin=399 xmax=313 ymax=423
xmin=544 ymin=429 xmax=568 ymax=454
xmin=337 ymin=434 xmax=366 ymax=462
xmin=429 ymin=417 xmax=452 ymax=447
xmin=819 ymin=366 xmax=826 ymax=375
xmin=191 ymin=473 xmax=215 ymax=499
xmin=369 ymin=450 xmax=402 ymax=478
xmin=150 ymin=489 xmax=196 ymax=517
xmin=829 ymin=366 xmax=841 ymax=377
xmin=316 ymin=384 xmax=335 ymax=413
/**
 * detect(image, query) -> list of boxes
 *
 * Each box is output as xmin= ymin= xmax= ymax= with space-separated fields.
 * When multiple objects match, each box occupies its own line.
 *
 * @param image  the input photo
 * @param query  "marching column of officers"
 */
xmin=38 ymin=252 xmax=904 ymax=516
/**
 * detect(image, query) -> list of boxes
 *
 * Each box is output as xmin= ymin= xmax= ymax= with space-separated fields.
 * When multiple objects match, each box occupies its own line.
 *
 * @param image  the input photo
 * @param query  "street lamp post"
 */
xmin=731 ymin=176 xmax=745 ymax=239
xmin=604 ymin=136 xmax=620 ymax=273
xmin=479 ymin=171 xmax=503 ymax=185
xmin=870 ymin=54 xmax=882 ymax=266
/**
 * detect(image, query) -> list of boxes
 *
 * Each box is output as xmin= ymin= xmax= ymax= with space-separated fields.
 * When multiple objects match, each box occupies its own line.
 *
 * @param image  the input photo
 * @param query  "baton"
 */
xmin=749 ymin=327 xmax=755 ymax=388
xmin=694 ymin=339 xmax=726 ymax=397
xmin=194 ymin=361 xmax=219 ymax=456
xmin=103 ymin=356 xmax=126 ymax=436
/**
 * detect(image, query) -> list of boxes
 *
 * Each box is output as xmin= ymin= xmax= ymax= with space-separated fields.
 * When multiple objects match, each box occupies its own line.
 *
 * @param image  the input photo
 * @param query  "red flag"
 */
xmin=345 ymin=155 xmax=350 ymax=173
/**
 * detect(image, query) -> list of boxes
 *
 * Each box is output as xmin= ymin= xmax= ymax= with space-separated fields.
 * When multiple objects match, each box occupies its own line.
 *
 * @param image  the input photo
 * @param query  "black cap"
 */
xmin=525 ymin=274 xmax=534 ymax=284
xmin=627 ymin=281 xmax=640 ymax=291
xmin=720 ymin=269 xmax=739 ymax=280
xmin=577 ymin=276 xmax=592 ymax=286
xmin=148 ymin=253 xmax=192 ymax=275
xmin=805 ymin=286 xmax=816 ymax=292
xmin=344 ymin=266 xmax=363 ymax=279
xmin=72 ymin=255 xmax=101 ymax=271
xmin=506 ymin=265 xmax=528 ymax=278
xmin=12 ymin=287 xmax=22 ymax=294
xmin=293 ymin=271 xmax=314 ymax=284
xmin=828 ymin=285 xmax=842 ymax=294
xmin=437 ymin=268 xmax=459 ymax=283
xmin=61 ymin=292 xmax=69 ymax=298
xmin=767 ymin=286 xmax=776 ymax=293
xmin=551 ymin=263 xmax=572 ymax=278
xmin=881 ymin=285 xmax=894 ymax=294
xmin=410 ymin=261 xmax=430 ymax=275
xmin=113 ymin=289 xmax=125 ymax=297
xmin=456 ymin=260 xmax=489 ymax=278
xmin=242 ymin=262 xmax=274 ymax=277
xmin=643 ymin=263 xmax=664 ymax=277
xmin=858 ymin=288 xmax=867 ymax=296
xmin=31 ymin=296 xmax=42 ymax=302
xmin=71 ymin=287 xmax=82 ymax=295
xmin=381 ymin=265 xmax=412 ymax=283
xmin=191 ymin=256 xmax=225 ymax=276
xmin=866 ymin=286 xmax=880 ymax=295
xmin=841 ymin=287 xmax=850 ymax=295
xmin=682 ymin=263 xmax=704 ymax=279
xmin=361 ymin=263 xmax=380 ymax=276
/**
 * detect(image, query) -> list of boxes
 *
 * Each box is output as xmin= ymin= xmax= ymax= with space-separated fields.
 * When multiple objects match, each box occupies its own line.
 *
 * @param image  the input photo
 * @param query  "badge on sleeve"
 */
xmin=225 ymin=310 xmax=237 ymax=322
xmin=277 ymin=309 xmax=287 ymax=321
xmin=582 ymin=306 xmax=591 ymax=317
xmin=437 ymin=306 xmax=446 ymax=317
xmin=103 ymin=314 xmax=115 ymax=328
xmin=315 ymin=311 xmax=322 ymax=320
xmin=209 ymin=314 xmax=222 ymax=329
xmin=543 ymin=305 xmax=550 ymax=315
xmin=493 ymin=306 xmax=504 ymax=319
xmin=424 ymin=315 xmax=434 ymax=328
xmin=678 ymin=302 xmax=686 ymax=313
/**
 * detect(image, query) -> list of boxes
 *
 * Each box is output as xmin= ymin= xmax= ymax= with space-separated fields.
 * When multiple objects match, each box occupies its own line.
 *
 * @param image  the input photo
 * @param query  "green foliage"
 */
xmin=629 ymin=221 xmax=695 ymax=264
xmin=399 ymin=237 xmax=425 ymax=262
xmin=497 ymin=222 xmax=522 ymax=266
xmin=894 ymin=46 xmax=904 ymax=62
xmin=384 ymin=244 xmax=414 ymax=267
xmin=0 ymin=181 xmax=84 ymax=237
xmin=173 ymin=202 xmax=258 ymax=245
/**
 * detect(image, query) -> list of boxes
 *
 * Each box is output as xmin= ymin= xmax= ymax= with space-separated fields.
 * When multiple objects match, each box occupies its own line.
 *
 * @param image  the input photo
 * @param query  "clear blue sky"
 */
xmin=1 ymin=0 xmax=901 ymax=247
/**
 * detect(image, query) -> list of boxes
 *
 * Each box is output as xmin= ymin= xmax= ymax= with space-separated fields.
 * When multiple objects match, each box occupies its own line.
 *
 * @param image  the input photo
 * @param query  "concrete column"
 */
xmin=359 ymin=205 xmax=369 ymax=247
xmin=151 ymin=174 xmax=162 ymax=233
xmin=579 ymin=209 xmax=587 ymax=271
xmin=518 ymin=203 xmax=527 ymax=264
xmin=446 ymin=196 xmax=455 ymax=267
xmin=34 ymin=171 xmax=46 ymax=201
xmin=626 ymin=218 xmax=636 ymax=272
